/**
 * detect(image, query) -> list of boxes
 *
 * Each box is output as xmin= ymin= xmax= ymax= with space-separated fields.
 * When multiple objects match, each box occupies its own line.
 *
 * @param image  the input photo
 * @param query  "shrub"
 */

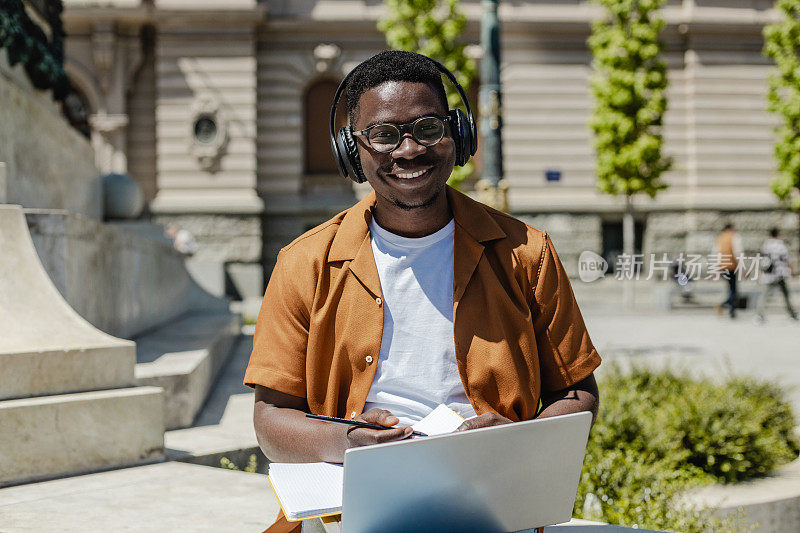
xmin=220 ymin=454 xmax=258 ymax=473
xmin=574 ymin=365 xmax=799 ymax=531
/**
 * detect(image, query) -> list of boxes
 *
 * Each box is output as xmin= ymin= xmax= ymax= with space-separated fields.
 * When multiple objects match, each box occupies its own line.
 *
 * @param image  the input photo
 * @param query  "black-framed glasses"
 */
xmin=352 ymin=115 xmax=450 ymax=153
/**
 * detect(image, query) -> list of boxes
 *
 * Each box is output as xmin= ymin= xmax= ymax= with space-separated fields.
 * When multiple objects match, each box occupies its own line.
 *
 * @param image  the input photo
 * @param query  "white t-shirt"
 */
xmin=363 ymin=217 xmax=477 ymax=426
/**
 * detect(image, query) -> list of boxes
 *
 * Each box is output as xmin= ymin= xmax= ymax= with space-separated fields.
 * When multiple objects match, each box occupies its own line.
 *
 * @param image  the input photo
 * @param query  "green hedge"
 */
xmin=574 ymin=366 xmax=799 ymax=532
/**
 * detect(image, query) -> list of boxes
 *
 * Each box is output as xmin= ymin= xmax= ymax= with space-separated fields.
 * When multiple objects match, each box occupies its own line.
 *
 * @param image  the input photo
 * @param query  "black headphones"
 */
xmin=329 ymin=52 xmax=477 ymax=184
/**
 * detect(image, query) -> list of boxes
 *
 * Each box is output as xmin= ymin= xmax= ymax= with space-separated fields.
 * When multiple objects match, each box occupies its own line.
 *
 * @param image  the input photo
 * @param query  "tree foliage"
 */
xmin=588 ymin=0 xmax=671 ymax=198
xmin=764 ymin=0 xmax=800 ymax=211
xmin=378 ymin=0 xmax=477 ymax=188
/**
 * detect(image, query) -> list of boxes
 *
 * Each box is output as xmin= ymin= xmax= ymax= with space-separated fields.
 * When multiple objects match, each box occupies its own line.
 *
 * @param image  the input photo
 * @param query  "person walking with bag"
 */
xmin=754 ymin=227 xmax=798 ymax=323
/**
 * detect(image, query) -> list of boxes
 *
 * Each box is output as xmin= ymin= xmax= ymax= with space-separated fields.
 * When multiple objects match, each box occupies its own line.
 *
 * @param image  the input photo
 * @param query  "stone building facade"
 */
xmin=61 ymin=0 xmax=799 ymax=296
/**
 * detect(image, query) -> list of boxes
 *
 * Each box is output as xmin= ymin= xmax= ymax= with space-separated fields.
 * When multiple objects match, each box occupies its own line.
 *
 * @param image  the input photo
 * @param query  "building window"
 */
xmin=304 ymin=78 xmax=343 ymax=175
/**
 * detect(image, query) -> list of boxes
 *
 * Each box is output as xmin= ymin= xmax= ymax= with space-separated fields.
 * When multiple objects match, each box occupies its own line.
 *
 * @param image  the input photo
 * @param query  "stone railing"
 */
xmin=25 ymin=209 xmax=228 ymax=339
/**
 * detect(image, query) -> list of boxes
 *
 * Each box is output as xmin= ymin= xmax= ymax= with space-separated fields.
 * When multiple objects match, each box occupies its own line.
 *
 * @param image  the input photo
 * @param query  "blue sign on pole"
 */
xmin=545 ymin=169 xmax=561 ymax=182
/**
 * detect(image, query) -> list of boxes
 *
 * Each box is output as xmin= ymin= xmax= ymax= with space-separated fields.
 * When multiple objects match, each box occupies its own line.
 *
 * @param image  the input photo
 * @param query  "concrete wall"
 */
xmin=0 ymin=51 xmax=101 ymax=219
xmin=25 ymin=209 xmax=226 ymax=339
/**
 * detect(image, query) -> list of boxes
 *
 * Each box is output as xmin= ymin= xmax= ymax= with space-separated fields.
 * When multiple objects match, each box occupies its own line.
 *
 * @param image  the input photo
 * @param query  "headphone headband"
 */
xmin=329 ymin=52 xmax=477 ymax=182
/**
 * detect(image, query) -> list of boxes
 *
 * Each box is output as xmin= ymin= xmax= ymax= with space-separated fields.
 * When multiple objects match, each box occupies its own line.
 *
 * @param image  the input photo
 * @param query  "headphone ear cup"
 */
xmin=335 ymin=127 xmax=367 ymax=183
xmin=449 ymin=109 xmax=472 ymax=167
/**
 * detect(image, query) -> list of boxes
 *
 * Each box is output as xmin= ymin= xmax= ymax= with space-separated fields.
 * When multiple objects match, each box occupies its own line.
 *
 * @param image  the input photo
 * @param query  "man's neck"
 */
xmin=372 ymin=193 xmax=452 ymax=238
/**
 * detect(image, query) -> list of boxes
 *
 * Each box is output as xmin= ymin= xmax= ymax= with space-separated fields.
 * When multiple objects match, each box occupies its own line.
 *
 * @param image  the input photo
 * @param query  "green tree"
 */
xmin=378 ymin=0 xmax=477 ymax=189
xmin=764 ymin=0 xmax=800 ymax=251
xmin=588 ymin=0 xmax=671 ymax=298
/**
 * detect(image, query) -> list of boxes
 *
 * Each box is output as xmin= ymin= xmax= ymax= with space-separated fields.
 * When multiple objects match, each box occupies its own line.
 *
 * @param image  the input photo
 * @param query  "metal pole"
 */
xmin=477 ymin=0 xmax=508 ymax=211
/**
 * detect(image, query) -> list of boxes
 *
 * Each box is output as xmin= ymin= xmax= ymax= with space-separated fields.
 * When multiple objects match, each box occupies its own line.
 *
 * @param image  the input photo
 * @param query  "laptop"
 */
xmin=340 ymin=411 xmax=592 ymax=533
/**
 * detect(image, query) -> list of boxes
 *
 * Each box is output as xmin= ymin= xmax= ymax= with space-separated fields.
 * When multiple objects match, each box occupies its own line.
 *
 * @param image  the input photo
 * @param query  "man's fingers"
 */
xmin=373 ymin=426 xmax=412 ymax=443
xmin=454 ymin=413 xmax=512 ymax=432
xmin=347 ymin=426 xmax=412 ymax=447
xmin=455 ymin=417 xmax=481 ymax=432
xmin=359 ymin=408 xmax=399 ymax=427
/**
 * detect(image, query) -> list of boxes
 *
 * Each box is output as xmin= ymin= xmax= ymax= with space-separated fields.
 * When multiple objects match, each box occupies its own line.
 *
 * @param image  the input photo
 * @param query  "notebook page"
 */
xmin=268 ymin=462 xmax=344 ymax=520
xmin=411 ymin=404 xmax=465 ymax=436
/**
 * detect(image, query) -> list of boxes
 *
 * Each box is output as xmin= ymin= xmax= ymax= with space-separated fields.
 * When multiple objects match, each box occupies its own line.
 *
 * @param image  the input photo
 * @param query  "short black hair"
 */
xmin=723 ymin=222 xmax=734 ymax=231
xmin=345 ymin=50 xmax=448 ymax=125
xmin=770 ymin=227 xmax=780 ymax=238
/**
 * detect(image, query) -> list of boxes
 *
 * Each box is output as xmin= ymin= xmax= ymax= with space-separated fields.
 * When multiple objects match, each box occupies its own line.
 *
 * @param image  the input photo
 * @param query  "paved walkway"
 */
xmin=582 ymin=308 xmax=800 ymax=414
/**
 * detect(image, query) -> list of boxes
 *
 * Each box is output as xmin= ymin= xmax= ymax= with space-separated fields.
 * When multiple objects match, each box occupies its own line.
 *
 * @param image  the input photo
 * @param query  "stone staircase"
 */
xmin=0 ymin=205 xmax=165 ymax=487
xmin=134 ymin=310 xmax=241 ymax=430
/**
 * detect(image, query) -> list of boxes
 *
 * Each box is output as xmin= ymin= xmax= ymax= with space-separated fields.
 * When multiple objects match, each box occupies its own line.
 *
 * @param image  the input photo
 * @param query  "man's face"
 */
xmin=353 ymin=81 xmax=456 ymax=211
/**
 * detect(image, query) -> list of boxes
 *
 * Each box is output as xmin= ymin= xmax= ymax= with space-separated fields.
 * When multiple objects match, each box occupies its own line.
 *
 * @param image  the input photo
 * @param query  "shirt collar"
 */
xmin=328 ymin=185 xmax=506 ymax=262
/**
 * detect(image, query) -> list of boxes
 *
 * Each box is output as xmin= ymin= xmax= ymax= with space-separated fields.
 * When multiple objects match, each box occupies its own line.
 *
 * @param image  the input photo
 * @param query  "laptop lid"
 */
xmin=341 ymin=411 xmax=592 ymax=533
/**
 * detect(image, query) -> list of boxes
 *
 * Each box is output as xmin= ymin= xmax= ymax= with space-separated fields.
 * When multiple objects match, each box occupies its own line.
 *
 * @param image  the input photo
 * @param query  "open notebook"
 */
xmin=267 ymin=404 xmax=464 ymax=521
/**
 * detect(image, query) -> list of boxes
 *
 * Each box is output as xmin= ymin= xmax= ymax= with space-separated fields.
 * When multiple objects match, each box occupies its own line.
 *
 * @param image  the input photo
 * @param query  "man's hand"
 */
xmin=454 ymin=412 xmax=512 ymax=432
xmin=346 ymin=408 xmax=413 ymax=448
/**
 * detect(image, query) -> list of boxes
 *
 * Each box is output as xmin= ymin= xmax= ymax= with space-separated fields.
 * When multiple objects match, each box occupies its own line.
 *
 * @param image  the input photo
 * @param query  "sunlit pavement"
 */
xmin=582 ymin=308 xmax=800 ymax=413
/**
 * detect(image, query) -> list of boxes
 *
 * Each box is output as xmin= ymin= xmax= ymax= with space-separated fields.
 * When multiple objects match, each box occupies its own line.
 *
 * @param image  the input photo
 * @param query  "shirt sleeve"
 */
xmin=532 ymin=233 xmax=601 ymax=393
xmin=243 ymin=248 xmax=310 ymax=398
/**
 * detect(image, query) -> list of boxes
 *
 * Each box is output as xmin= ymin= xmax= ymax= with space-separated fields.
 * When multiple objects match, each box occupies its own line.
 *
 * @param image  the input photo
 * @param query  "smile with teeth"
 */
xmin=393 ymin=168 xmax=430 ymax=179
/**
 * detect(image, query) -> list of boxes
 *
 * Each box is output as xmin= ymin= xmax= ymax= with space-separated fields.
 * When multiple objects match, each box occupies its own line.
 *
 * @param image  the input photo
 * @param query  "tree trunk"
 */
xmin=623 ymin=195 xmax=635 ymax=309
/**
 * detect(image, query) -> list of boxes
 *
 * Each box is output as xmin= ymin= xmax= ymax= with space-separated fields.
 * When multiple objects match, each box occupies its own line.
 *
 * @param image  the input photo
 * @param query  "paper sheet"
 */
xmin=411 ymin=403 xmax=465 ymax=436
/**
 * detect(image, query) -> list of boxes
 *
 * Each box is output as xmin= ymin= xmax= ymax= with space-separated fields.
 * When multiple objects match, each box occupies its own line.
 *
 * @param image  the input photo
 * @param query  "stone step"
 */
xmin=0 ymin=462 xmax=280 ymax=532
xmin=0 ymin=387 xmax=165 ymax=487
xmin=134 ymin=310 xmax=241 ymax=430
xmin=0 ymin=204 xmax=137 ymax=400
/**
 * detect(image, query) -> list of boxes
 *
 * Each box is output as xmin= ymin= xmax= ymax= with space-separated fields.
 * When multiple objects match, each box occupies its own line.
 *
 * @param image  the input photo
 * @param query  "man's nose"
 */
xmin=391 ymin=134 xmax=427 ymax=159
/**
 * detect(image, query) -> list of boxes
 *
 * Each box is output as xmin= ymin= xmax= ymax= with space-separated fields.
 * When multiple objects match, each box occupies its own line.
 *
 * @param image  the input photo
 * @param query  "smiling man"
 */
xmin=245 ymin=51 xmax=600 ymax=529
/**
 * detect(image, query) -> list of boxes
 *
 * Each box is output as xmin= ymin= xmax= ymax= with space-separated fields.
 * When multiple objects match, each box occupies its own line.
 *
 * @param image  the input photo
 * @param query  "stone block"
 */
xmin=226 ymin=262 xmax=264 ymax=299
xmin=134 ymin=311 xmax=240 ymax=429
xmin=185 ymin=258 xmax=227 ymax=297
xmin=0 ymin=462 xmax=280 ymax=531
xmin=0 ymin=387 xmax=165 ymax=487
xmin=0 ymin=205 xmax=138 ymax=398
xmin=0 ymin=346 xmax=135 ymax=401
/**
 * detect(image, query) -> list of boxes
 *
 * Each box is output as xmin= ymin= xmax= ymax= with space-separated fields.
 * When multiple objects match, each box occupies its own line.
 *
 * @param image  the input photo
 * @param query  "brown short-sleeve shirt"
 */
xmin=244 ymin=186 xmax=600 ymax=422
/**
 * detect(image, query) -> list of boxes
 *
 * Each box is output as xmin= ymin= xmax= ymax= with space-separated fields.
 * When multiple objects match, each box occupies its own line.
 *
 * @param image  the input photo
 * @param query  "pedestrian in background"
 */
xmin=755 ymin=227 xmax=798 ymax=323
xmin=714 ymin=222 xmax=742 ymax=319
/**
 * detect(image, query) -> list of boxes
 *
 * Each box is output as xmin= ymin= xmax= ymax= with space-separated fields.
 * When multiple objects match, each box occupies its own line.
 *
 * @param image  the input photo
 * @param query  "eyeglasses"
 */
xmin=352 ymin=115 xmax=450 ymax=153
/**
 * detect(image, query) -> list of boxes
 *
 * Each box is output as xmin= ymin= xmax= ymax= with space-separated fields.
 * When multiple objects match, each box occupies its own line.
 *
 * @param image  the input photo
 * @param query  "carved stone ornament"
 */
xmin=313 ymin=43 xmax=341 ymax=73
xmin=189 ymin=96 xmax=228 ymax=171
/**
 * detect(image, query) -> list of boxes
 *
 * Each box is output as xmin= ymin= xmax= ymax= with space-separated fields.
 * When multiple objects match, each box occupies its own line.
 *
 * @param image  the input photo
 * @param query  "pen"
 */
xmin=305 ymin=413 xmax=428 ymax=437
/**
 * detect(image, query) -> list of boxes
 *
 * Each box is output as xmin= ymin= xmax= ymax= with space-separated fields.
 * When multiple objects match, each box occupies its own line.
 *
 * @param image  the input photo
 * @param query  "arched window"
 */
xmin=304 ymin=78 xmax=344 ymax=175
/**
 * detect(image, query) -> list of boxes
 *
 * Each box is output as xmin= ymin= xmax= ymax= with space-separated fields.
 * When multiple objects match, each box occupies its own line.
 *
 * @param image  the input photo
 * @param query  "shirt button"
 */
xmin=376 ymin=297 xmax=382 ymax=306
xmin=366 ymin=355 xmax=374 ymax=364
xmin=350 ymin=411 xmax=357 ymax=419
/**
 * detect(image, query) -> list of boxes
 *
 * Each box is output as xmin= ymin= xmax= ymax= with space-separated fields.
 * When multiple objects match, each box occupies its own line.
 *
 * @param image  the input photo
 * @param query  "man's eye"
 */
xmin=371 ymin=130 xmax=396 ymax=140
